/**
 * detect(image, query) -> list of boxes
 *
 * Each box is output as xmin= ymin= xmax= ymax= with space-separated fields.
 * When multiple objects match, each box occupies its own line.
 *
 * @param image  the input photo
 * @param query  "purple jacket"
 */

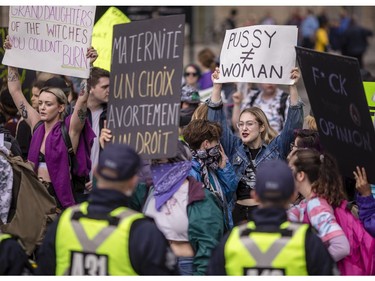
xmin=28 ymin=115 xmax=95 ymax=208
xmin=198 ymin=71 xmax=213 ymax=90
xmin=356 ymin=193 xmax=375 ymax=237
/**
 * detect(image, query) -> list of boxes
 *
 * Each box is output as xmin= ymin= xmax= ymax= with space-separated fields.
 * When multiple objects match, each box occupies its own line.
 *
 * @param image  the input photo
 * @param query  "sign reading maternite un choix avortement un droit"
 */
xmin=107 ymin=14 xmax=185 ymax=160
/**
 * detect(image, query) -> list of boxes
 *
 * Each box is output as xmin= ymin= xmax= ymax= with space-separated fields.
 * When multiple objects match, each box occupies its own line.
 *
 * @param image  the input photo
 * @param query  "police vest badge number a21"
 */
xmin=70 ymin=251 xmax=109 ymax=275
xmin=244 ymin=267 xmax=286 ymax=276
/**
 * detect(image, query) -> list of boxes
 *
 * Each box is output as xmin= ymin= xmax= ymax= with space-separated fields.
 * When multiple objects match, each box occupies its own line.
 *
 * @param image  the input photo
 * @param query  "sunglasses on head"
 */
xmin=184 ymin=72 xmax=198 ymax=77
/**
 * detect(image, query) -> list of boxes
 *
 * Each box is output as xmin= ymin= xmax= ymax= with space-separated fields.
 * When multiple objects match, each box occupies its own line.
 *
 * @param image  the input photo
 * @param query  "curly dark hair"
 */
xmin=289 ymin=148 xmax=346 ymax=207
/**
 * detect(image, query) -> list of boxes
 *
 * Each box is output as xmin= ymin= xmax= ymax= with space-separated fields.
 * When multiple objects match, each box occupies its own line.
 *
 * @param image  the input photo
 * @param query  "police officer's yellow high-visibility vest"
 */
xmin=55 ymin=202 xmax=144 ymax=275
xmin=224 ymin=221 xmax=309 ymax=276
xmin=0 ymin=233 xmax=11 ymax=243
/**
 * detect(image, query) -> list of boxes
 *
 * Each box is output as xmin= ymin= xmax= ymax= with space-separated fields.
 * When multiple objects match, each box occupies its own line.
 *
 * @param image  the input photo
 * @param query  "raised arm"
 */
xmin=207 ymin=66 xmax=242 ymax=158
xmin=353 ymin=166 xmax=375 ymax=237
xmin=69 ymin=47 xmax=98 ymax=152
xmin=274 ymin=67 xmax=304 ymax=158
xmin=289 ymin=67 xmax=300 ymax=105
xmin=5 ymin=36 xmax=40 ymax=130
xmin=231 ymin=91 xmax=243 ymax=132
xmin=211 ymin=67 xmax=222 ymax=103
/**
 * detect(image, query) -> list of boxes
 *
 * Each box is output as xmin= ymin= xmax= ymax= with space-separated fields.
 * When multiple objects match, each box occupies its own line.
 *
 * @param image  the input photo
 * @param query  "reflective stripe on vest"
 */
xmin=55 ymin=202 xmax=144 ymax=275
xmin=224 ymin=221 xmax=309 ymax=276
xmin=0 ymin=233 xmax=11 ymax=243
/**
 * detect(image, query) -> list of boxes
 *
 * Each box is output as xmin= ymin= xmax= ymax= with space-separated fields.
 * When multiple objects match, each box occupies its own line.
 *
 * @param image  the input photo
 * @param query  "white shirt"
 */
xmin=89 ymin=108 xmax=103 ymax=181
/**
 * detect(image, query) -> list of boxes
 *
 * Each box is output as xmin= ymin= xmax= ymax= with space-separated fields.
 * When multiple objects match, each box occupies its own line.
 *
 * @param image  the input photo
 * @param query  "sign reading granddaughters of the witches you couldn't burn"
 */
xmin=107 ymin=15 xmax=185 ymax=160
xmin=217 ymin=25 xmax=298 ymax=85
xmin=2 ymin=6 xmax=96 ymax=79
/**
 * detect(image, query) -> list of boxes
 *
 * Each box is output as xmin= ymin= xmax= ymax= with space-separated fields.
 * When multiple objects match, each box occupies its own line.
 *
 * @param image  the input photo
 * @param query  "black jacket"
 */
xmin=206 ymin=207 xmax=337 ymax=275
xmin=0 ymin=236 xmax=30 ymax=275
xmin=36 ymin=188 xmax=177 ymax=275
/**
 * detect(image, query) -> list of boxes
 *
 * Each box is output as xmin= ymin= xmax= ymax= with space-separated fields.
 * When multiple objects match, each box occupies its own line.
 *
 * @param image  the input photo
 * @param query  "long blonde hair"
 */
xmin=240 ymin=107 xmax=277 ymax=144
xmin=191 ymin=103 xmax=208 ymax=121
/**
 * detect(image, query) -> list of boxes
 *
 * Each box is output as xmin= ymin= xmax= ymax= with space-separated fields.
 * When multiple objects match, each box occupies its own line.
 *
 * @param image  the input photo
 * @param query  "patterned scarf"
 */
xmin=151 ymin=160 xmax=192 ymax=211
xmin=191 ymin=144 xmax=221 ymax=194
xmin=0 ymin=146 xmax=13 ymax=224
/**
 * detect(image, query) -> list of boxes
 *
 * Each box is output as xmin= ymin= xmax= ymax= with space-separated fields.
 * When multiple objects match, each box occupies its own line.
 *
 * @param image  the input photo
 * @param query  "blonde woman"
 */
xmin=206 ymin=67 xmax=303 ymax=225
xmin=5 ymin=37 xmax=96 ymax=209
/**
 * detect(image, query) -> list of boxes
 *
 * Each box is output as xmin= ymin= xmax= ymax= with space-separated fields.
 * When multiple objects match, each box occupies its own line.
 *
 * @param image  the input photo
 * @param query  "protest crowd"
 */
xmin=1 ymin=5 xmax=375 ymax=276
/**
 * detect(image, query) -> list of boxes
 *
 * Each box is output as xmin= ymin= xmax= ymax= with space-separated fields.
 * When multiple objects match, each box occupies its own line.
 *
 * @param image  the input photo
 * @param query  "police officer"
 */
xmin=206 ymin=159 xmax=337 ymax=275
xmin=0 ymin=232 xmax=31 ymax=275
xmin=36 ymin=143 xmax=177 ymax=275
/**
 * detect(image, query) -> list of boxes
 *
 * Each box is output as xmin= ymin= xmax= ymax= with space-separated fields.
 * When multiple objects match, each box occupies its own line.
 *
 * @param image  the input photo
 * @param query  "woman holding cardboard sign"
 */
xmin=4 ymin=36 xmax=96 ymax=210
xmin=206 ymin=66 xmax=303 ymax=225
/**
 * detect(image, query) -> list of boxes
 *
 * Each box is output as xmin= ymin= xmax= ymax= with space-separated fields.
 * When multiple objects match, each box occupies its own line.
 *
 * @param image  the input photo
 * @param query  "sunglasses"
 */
xmin=184 ymin=72 xmax=198 ymax=77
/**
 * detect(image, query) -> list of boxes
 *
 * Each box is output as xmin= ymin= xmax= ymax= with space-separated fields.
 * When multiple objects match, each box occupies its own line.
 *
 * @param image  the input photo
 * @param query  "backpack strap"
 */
xmin=60 ymin=122 xmax=74 ymax=156
xmin=248 ymin=90 xmax=261 ymax=107
xmin=32 ymin=120 xmax=44 ymax=134
xmin=60 ymin=122 xmax=79 ymax=175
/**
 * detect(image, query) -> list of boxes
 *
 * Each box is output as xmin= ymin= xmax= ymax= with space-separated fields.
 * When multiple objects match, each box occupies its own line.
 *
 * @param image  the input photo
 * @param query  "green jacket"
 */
xmin=188 ymin=185 xmax=224 ymax=275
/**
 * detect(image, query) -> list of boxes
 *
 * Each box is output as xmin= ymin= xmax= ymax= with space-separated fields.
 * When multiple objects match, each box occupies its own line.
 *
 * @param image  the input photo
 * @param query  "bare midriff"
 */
xmin=169 ymin=241 xmax=195 ymax=257
xmin=236 ymin=198 xmax=259 ymax=206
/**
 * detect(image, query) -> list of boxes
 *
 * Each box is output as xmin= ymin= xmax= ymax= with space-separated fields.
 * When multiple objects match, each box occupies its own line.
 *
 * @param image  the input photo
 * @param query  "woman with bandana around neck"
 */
xmin=182 ymin=119 xmax=238 ymax=231
xmin=143 ymin=140 xmax=226 ymax=275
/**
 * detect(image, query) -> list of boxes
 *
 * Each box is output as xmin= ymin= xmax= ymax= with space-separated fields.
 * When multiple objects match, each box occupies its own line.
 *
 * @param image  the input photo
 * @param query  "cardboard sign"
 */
xmin=1 ymin=27 xmax=36 ymax=101
xmin=92 ymin=6 xmax=130 ymax=71
xmin=217 ymin=25 xmax=298 ymax=85
xmin=2 ymin=6 xmax=96 ymax=79
xmin=364 ymin=81 xmax=375 ymax=121
xmin=107 ymin=15 xmax=185 ymax=160
xmin=296 ymin=47 xmax=375 ymax=183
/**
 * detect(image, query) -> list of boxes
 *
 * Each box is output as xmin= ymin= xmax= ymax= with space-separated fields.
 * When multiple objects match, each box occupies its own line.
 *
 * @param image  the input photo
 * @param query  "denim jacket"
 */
xmin=189 ymin=158 xmax=238 ymax=230
xmin=206 ymin=97 xmax=304 ymax=183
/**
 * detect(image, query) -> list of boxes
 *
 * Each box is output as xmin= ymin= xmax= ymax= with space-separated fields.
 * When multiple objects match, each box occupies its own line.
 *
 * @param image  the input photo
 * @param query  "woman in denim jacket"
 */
xmin=206 ymin=67 xmax=303 ymax=225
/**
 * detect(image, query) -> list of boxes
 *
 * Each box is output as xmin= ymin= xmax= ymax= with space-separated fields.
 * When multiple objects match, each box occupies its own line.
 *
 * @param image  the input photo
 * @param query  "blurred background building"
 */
xmin=1 ymin=5 xmax=375 ymax=115
xmin=1 ymin=6 xmax=374 ymax=68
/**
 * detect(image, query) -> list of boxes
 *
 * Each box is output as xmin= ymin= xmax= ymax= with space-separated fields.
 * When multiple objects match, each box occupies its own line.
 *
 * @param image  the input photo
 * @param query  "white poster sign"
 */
xmin=2 ymin=6 xmax=96 ymax=79
xmin=217 ymin=25 xmax=298 ymax=85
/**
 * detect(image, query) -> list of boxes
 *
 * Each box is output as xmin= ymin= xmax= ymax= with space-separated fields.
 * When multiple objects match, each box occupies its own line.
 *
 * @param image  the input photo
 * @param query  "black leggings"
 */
xmin=232 ymin=203 xmax=258 ymax=226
